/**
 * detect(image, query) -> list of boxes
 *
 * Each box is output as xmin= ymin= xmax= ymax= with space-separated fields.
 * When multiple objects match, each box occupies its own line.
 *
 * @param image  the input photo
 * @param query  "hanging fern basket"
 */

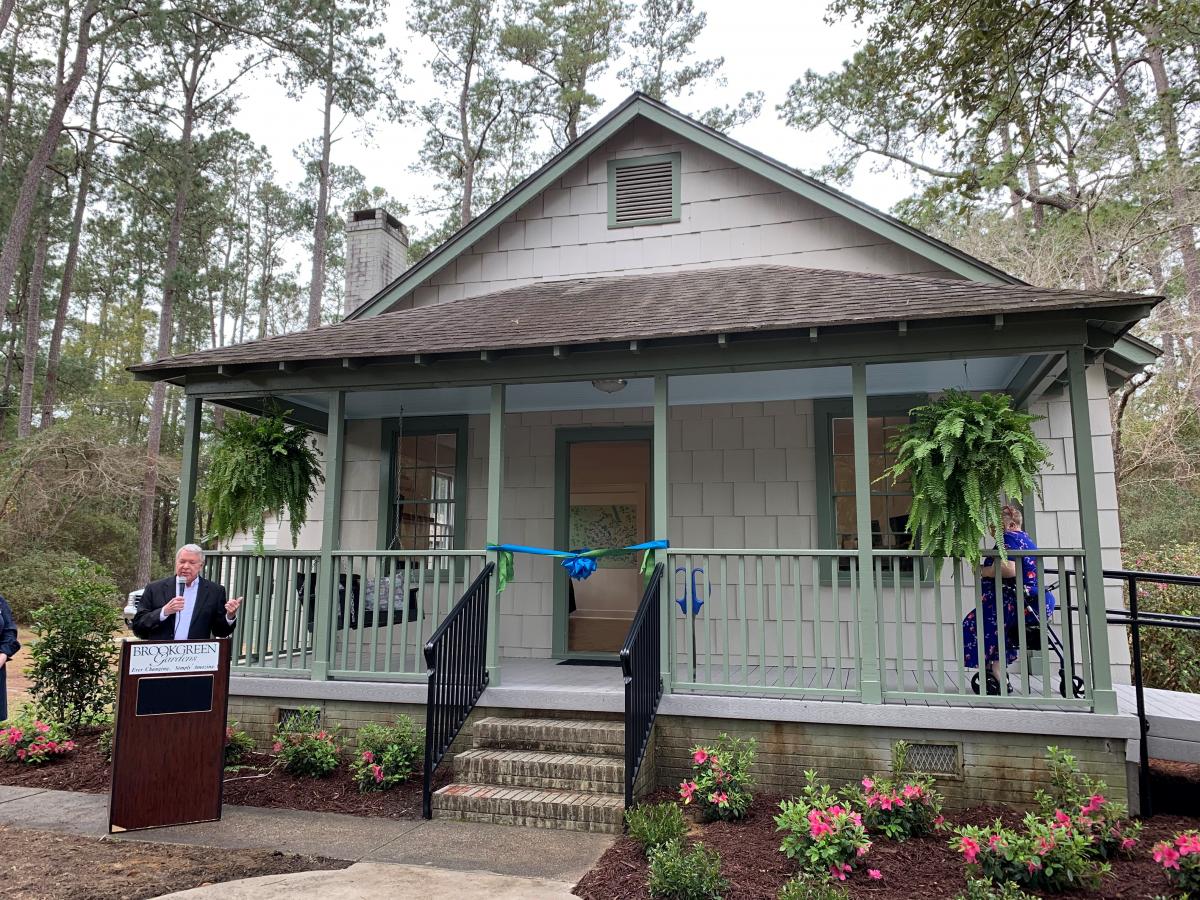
xmin=200 ymin=410 xmax=324 ymax=553
xmin=884 ymin=390 xmax=1050 ymax=570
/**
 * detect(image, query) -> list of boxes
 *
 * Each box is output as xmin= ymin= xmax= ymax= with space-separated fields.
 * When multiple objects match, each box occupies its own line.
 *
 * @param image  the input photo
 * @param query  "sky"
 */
xmin=230 ymin=0 xmax=917 ymax=238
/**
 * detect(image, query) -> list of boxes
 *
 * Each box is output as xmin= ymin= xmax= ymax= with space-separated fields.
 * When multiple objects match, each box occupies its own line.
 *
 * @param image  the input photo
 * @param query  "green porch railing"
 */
xmin=327 ymin=551 xmax=490 ymax=681
xmin=873 ymin=548 xmax=1096 ymax=709
xmin=666 ymin=549 xmax=863 ymax=700
xmin=204 ymin=551 xmax=322 ymax=676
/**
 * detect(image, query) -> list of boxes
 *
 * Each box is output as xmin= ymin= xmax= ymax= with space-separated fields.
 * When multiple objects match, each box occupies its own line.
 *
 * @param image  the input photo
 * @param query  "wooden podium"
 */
xmin=109 ymin=639 xmax=232 ymax=832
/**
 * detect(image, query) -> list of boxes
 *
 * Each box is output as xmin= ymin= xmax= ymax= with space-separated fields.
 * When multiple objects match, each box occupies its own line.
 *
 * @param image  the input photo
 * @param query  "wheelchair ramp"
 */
xmin=1116 ymin=684 xmax=1200 ymax=764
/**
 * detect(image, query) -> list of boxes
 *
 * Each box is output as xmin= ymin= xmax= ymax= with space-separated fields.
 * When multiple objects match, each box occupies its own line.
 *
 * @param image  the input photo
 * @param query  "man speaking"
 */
xmin=132 ymin=544 xmax=243 ymax=641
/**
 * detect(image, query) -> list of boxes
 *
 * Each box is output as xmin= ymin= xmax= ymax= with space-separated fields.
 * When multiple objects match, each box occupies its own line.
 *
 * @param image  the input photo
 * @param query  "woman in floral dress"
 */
xmin=963 ymin=505 xmax=1055 ymax=695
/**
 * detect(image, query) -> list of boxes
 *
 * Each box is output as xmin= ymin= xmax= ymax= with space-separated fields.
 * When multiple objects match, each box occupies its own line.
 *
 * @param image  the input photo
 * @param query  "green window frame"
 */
xmin=814 ymin=395 xmax=927 ymax=582
xmin=607 ymin=152 xmax=681 ymax=228
xmin=376 ymin=415 xmax=469 ymax=553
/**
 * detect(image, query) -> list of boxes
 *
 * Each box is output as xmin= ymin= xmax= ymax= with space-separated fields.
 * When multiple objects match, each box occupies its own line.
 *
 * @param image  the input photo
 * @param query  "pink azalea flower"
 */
xmin=988 ymin=834 xmax=1004 ymax=849
xmin=1176 ymin=833 xmax=1200 ymax=855
xmin=1053 ymin=809 xmax=1072 ymax=829
xmin=879 ymin=795 xmax=893 ymax=811
xmin=272 ymin=741 xmax=283 ymax=752
xmin=959 ymin=836 xmax=980 ymax=865
xmin=35 ymin=723 xmax=51 ymax=734
xmin=856 ymin=844 xmax=869 ymax=857
xmin=372 ymin=764 xmax=384 ymax=783
xmin=1079 ymin=794 xmax=1105 ymax=815
xmin=902 ymin=784 xmax=921 ymax=800
xmin=1121 ymin=838 xmax=1138 ymax=851
xmin=1155 ymin=844 xmax=1182 ymax=870
xmin=362 ymin=750 xmax=374 ymax=762
xmin=828 ymin=804 xmax=844 ymax=817
xmin=711 ymin=791 xmax=728 ymax=806
xmin=861 ymin=776 xmax=874 ymax=791
xmin=679 ymin=780 xmax=697 ymax=803
xmin=868 ymin=869 xmax=882 ymax=880
xmin=692 ymin=748 xmax=709 ymax=765
xmin=829 ymin=862 xmax=851 ymax=881
xmin=850 ymin=812 xmax=863 ymax=826
xmin=15 ymin=749 xmax=25 ymax=760
xmin=1027 ymin=860 xmax=1042 ymax=874
xmin=934 ymin=815 xmax=945 ymax=826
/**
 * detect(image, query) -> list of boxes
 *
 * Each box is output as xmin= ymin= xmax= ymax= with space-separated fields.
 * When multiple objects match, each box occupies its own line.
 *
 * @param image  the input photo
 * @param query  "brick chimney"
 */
xmin=343 ymin=208 xmax=409 ymax=316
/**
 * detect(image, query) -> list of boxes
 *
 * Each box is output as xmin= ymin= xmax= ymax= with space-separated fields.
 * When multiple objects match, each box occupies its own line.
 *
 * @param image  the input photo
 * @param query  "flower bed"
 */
xmin=0 ymin=725 xmax=442 ymax=819
xmin=574 ymin=794 xmax=1199 ymax=900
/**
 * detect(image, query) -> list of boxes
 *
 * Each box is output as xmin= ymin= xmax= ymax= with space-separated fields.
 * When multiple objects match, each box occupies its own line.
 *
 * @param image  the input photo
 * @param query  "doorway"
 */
xmin=554 ymin=427 xmax=652 ymax=657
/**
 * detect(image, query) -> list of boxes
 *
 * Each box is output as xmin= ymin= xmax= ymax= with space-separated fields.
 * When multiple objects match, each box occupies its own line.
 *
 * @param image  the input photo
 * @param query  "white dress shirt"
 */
xmin=160 ymin=577 xmax=200 ymax=639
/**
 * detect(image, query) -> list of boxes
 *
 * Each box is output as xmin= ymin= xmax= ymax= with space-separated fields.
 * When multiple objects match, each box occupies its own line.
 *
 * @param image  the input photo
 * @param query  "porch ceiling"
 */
xmin=277 ymin=357 xmax=1028 ymax=418
xmin=129 ymin=264 xmax=1159 ymax=382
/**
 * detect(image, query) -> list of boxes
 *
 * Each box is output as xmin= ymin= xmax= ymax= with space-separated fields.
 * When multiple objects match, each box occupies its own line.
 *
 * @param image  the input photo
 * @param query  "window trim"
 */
xmin=607 ymin=152 xmax=681 ymax=229
xmin=376 ymin=415 xmax=469 ymax=553
xmin=814 ymin=394 xmax=928 ymax=584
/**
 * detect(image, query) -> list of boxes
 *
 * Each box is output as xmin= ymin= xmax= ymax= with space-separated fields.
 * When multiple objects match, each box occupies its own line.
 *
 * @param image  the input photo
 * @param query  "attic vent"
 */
xmin=608 ymin=153 xmax=680 ymax=228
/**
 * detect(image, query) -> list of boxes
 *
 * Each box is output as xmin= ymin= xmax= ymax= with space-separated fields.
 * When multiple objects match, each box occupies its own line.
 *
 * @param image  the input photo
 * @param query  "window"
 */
xmin=607 ymin=153 xmax=681 ymax=228
xmin=815 ymin=397 xmax=923 ymax=576
xmin=383 ymin=418 xmax=467 ymax=552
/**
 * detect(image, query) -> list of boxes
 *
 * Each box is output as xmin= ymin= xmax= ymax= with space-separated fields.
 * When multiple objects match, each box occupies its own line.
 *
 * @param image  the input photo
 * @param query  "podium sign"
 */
xmin=109 ymin=639 xmax=232 ymax=832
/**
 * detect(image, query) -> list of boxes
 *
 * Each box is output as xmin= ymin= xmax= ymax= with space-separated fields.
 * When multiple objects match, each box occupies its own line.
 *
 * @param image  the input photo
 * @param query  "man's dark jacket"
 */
xmin=131 ymin=576 xmax=236 ymax=641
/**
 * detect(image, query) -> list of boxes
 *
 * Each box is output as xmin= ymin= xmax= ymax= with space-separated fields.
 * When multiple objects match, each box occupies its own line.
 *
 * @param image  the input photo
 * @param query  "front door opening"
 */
xmin=566 ymin=439 xmax=651 ymax=653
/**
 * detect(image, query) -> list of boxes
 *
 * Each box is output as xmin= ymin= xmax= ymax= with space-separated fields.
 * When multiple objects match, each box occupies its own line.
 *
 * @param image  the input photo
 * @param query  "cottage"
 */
xmin=132 ymin=93 xmax=1160 ymax=830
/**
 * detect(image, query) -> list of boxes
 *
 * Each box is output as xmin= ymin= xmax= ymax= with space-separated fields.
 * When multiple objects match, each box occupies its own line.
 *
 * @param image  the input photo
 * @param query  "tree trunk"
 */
xmin=135 ymin=42 xmax=200 ymax=587
xmin=0 ymin=19 xmax=22 ymax=169
xmin=17 ymin=220 xmax=49 ymax=438
xmin=0 ymin=0 xmax=97 ymax=318
xmin=306 ymin=28 xmax=335 ymax=330
xmin=0 ymin=0 xmax=17 ymax=39
xmin=459 ymin=37 xmax=477 ymax=225
xmin=41 ymin=41 xmax=107 ymax=428
xmin=0 ymin=271 xmax=25 ymax=433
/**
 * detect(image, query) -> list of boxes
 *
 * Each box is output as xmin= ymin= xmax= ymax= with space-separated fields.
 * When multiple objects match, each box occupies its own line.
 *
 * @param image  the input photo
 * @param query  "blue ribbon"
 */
xmin=487 ymin=540 xmax=669 ymax=583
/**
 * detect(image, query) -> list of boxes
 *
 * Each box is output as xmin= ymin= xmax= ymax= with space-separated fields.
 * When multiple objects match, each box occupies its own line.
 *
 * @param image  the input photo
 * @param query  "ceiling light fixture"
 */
xmin=591 ymin=378 xmax=628 ymax=394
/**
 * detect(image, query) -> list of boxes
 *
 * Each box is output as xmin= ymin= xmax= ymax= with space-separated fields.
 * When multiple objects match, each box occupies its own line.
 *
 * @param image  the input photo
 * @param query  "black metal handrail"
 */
xmin=422 ymin=561 xmax=495 ymax=819
xmin=620 ymin=563 xmax=665 ymax=811
xmin=1049 ymin=565 xmax=1200 ymax=818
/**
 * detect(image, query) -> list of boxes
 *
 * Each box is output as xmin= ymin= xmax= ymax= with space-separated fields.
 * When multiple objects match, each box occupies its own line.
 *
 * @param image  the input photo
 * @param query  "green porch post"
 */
xmin=176 ymin=395 xmax=202 ymax=549
xmin=485 ymin=383 xmax=505 ymax=686
xmin=1066 ymin=348 xmax=1117 ymax=713
xmin=654 ymin=374 xmax=671 ymax=692
xmin=312 ymin=390 xmax=345 ymax=682
xmin=852 ymin=363 xmax=883 ymax=703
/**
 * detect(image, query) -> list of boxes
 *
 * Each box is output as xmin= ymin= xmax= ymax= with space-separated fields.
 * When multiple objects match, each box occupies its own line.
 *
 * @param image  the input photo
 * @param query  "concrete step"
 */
xmin=471 ymin=717 xmax=624 ymax=755
xmin=455 ymin=748 xmax=624 ymax=794
xmin=431 ymin=783 xmax=625 ymax=833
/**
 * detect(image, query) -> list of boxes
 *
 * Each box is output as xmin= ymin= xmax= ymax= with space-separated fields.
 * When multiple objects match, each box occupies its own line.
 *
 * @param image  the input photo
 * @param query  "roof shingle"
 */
xmin=130 ymin=264 xmax=1158 ymax=377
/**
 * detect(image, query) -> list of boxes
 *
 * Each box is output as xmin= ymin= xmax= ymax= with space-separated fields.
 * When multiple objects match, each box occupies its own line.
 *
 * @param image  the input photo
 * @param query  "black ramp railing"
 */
xmin=621 ymin=563 xmax=665 ymax=811
xmin=422 ymin=561 xmax=495 ymax=819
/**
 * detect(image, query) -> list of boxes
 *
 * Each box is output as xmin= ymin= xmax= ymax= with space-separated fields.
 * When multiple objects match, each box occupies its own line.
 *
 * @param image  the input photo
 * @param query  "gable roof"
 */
xmin=132 ymin=264 xmax=1157 ymax=380
xmin=345 ymin=93 xmax=1021 ymax=322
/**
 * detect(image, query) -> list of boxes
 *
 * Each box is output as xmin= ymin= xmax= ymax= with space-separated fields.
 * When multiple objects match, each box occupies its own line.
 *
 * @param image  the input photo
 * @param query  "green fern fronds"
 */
xmin=200 ymin=411 xmax=324 ymax=552
xmin=883 ymin=391 xmax=1050 ymax=570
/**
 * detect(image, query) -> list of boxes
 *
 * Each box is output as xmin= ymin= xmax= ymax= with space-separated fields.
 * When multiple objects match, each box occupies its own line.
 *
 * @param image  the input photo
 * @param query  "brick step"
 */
xmin=471 ymin=717 xmax=624 ymax=755
xmin=431 ymin=783 xmax=625 ymax=833
xmin=454 ymin=748 xmax=624 ymax=794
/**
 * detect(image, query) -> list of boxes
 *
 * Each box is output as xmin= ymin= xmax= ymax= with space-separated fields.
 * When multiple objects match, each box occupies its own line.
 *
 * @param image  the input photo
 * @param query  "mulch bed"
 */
xmin=574 ymin=796 xmax=1200 ymax=900
xmin=0 ymin=823 xmax=349 ymax=900
xmin=0 ymin=729 xmax=445 ymax=819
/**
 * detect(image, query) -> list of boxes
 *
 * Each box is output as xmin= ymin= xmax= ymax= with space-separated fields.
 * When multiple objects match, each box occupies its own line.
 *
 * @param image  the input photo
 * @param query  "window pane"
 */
xmin=832 ymin=418 xmax=853 ymax=454
xmin=834 ymin=496 xmax=856 ymax=535
xmin=394 ymin=430 xmax=459 ymax=551
xmin=833 ymin=455 xmax=855 ymax=493
xmin=436 ymin=432 xmax=457 ymax=468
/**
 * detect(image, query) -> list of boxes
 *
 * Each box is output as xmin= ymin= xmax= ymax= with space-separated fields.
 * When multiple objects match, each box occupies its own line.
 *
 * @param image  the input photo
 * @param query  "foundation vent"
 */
xmin=277 ymin=707 xmax=314 ymax=729
xmin=901 ymin=742 xmax=961 ymax=778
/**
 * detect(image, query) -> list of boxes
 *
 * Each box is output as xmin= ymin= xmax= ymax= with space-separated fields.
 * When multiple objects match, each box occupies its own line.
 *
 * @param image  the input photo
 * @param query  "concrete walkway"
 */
xmin=0 ymin=785 xmax=611 ymax=898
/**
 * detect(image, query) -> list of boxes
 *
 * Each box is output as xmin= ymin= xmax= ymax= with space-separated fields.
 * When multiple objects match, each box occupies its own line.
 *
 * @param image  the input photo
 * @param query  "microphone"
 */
xmin=176 ymin=576 xmax=186 ymax=605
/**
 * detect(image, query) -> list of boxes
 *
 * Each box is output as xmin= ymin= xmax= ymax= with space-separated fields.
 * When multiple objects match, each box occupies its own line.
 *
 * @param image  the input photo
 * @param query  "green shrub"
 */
xmin=1033 ymin=746 xmax=1140 ymax=859
xmin=626 ymin=802 xmax=687 ymax=855
xmin=777 ymin=872 xmax=849 ymax=900
xmin=350 ymin=716 xmax=423 ymax=791
xmin=647 ymin=840 xmax=728 ymax=900
xmin=1121 ymin=542 xmax=1200 ymax=693
xmin=775 ymin=771 xmax=871 ymax=879
xmin=679 ymin=733 xmax=756 ymax=821
xmin=956 ymin=877 xmax=1035 ymax=900
xmin=272 ymin=707 xmax=340 ymax=778
xmin=842 ymin=741 xmax=945 ymax=841
xmin=0 ymin=709 xmax=77 ymax=765
xmin=224 ymin=722 xmax=256 ymax=766
xmin=28 ymin=562 xmax=121 ymax=728
xmin=952 ymin=812 xmax=1109 ymax=893
xmin=0 ymin=550 xmax=95 ymax=624
xmin=1151 ymin=830 xmax=1200 ymax=893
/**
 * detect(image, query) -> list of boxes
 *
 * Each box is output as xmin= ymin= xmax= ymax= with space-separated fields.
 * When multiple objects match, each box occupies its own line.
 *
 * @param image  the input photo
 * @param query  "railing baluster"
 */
xmin=933 ymin=570 xmax=945 ymax=695
xmin=1037 ymin=555 xmax=1051 ymax=698
xmin=953 ymin=561 xmax=966 ymax=695
xmin=893 ymin=557 xmax=903 ymax=690
xmin=811 ymin=556 xmax=822 ymax=691
xmin=721 ymin=555 xmax=730 ymax=687
xmin=913 ymin=559 xmax=925 ymax=693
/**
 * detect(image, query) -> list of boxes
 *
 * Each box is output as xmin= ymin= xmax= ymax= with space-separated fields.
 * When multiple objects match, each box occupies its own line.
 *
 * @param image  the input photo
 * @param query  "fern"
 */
xmin=883 ymin=391 xmax=1050 ymax=570
xmin=200 ymin=411 xmax=324 ymax=552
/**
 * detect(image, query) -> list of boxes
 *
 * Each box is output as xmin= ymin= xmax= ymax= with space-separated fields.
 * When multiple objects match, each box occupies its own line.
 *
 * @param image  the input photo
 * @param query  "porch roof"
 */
xmin=130 ymin=263 xmax=1159 ymax=381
